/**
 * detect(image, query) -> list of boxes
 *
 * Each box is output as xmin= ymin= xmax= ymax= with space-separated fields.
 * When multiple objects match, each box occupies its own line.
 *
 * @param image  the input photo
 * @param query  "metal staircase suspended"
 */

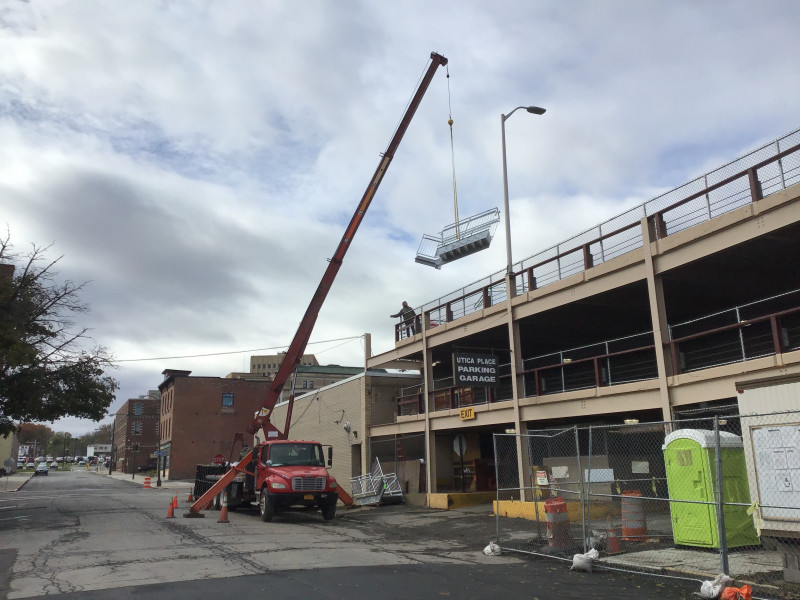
xmin=415 ymin=207 xmax=501 ymax=269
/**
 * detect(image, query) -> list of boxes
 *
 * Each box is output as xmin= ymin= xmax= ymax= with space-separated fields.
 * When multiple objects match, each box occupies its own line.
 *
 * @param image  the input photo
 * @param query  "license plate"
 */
xmin=304 ymin=494 xmax=314 ymax=500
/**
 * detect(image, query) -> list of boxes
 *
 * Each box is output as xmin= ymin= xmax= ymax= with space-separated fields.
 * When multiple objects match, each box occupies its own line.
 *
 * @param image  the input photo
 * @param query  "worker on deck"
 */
xmin=391 ymin=301 xmax=418 ymax=336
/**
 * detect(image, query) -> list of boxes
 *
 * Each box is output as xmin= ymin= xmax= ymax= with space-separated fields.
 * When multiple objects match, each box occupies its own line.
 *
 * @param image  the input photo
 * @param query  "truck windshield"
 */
xmin=267 ymin=444 xmax=323 ymax=467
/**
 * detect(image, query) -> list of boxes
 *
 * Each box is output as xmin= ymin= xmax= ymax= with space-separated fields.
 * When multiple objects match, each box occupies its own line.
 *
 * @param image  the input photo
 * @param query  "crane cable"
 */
xmin=446 ymin=65 xmax=461 ymax=239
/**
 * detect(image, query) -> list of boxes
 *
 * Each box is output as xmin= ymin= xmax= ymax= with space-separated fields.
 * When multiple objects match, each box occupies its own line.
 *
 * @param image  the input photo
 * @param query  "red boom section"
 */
xmin=187 ymin=52 xmax=447 ymax=515
xmin=247 ymin=51 xmax=448 ymax=438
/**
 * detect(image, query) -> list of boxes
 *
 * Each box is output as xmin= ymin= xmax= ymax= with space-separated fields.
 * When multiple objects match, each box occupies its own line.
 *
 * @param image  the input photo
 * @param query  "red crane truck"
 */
xmin=188 ymin=51 xmax=448 ymax=521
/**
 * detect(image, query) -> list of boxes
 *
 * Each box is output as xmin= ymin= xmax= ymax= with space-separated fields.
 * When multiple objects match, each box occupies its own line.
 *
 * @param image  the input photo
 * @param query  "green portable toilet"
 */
xmin=663 ymin=429 xmax=759 ymax=548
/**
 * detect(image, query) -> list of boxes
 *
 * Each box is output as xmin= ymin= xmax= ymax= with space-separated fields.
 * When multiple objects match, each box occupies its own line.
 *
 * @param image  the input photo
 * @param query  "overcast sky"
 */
xmin=3 ymin=1 xmax=799 ymax=436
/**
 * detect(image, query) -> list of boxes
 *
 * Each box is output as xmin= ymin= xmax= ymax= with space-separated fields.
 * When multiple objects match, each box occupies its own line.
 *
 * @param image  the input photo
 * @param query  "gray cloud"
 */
xmin=2 ymin=0 xmax=799 ymax=433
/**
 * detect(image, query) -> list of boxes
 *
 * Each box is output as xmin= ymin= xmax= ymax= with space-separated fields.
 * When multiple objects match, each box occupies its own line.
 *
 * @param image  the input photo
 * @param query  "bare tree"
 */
xmin=0 ymin=232 xmax=118 ymax=436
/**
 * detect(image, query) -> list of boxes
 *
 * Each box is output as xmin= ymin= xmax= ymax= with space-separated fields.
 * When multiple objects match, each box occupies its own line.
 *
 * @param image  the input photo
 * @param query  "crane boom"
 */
xmin=247 ymin=51 xmax=448 ymax=438
xmin=187 ymin=52 xmax=447 ymax=515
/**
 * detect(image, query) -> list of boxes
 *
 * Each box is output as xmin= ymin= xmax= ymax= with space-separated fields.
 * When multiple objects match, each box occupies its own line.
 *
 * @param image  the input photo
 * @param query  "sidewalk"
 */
xmin=1 ymin=472 xmax=31 ymax=493
xmin=90 ymin=468 xmax=194 ymax=490
xmin=1 ymin=468 xmax=194 ymax=492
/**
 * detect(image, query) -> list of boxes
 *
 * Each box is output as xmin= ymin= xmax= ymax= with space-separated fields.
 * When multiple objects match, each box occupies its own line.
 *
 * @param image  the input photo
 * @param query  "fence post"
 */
xmin=714 ymin=416 xmax=730 ymax=575
xmin=493 ymin=434 xmax=500 ymax=542
xmin=574 ymin=426 xmax=587 ymax=553
xmin=586 ymin=425 xmax=593 ymax=551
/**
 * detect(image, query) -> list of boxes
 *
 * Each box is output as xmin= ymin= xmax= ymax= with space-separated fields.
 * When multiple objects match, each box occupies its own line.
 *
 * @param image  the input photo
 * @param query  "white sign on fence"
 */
xmin=584 ymin=468 xmax=614 ymax=483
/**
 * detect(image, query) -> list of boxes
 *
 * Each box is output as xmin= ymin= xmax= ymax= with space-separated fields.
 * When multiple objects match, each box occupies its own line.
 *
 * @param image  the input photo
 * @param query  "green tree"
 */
xmin=0 ymin=233 xmax=119 ymax=437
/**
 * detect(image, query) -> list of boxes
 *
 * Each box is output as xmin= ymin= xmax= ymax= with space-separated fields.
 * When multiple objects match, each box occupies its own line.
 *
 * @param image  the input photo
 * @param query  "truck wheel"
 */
xmin=321 ymin=497 xmax=337 ymax=521
xmin=259 ymin=489 xmax=274 ymax=522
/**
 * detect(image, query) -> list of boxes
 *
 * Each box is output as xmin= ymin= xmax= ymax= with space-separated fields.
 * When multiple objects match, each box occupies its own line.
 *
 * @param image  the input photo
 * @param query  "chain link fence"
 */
xmin=494 ymin=411 xmax=800 ymax=599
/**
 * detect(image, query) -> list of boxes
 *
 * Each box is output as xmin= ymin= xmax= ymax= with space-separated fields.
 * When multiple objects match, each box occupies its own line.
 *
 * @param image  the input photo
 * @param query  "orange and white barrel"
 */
xmin=544 ymin=497 xmax=572 ymax=549
xmin=621 ymin=490 xmax=648 ymax=541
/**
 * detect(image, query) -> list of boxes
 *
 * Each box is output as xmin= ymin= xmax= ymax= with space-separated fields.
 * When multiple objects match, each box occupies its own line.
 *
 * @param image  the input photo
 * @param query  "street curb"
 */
xmin=1 ymin=474 xmax=32 ymax=493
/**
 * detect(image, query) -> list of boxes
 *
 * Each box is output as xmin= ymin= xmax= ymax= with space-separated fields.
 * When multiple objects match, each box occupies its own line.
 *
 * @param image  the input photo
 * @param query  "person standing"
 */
xmin=391 ymin=301 xmax=418 ymax=336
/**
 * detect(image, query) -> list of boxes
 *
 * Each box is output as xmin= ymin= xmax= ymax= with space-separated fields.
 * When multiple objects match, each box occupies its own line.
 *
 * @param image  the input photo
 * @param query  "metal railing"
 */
xmin=395 ymin=290 xmax=800 ymax=417
xmin=406 ymin=129 xmax=800 ymax=332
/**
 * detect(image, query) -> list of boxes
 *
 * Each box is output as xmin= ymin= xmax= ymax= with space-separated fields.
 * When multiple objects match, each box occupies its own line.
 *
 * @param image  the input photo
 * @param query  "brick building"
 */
xmin=158 ymin=370 xmax=272 ymax=480
xmin=113 ymin=392 xmax=160 ymax=474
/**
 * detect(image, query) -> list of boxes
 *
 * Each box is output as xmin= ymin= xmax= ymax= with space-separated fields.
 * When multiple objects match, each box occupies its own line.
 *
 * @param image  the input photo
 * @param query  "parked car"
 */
xmin=50 ymin=461 xmax=59 ymax=469
xmin=26 ymin=462 xmax=35 ymax=469
xmin=34 ymin=463 xmax=49 ymax=476
xmin=77 ymin=460 xmax=86 ymax=466
xmin=17 ymin=460 xmax=25 ymax=469
xmin=136 ymin=460 xmax=158 ymax=472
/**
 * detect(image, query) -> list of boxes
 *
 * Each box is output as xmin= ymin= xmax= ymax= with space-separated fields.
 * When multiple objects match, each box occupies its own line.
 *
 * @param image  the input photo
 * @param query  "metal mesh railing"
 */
xmin=416 ymin=128 xmax=800 ymax=329
xmin=493 ymin=412 xmax=800 ymax=599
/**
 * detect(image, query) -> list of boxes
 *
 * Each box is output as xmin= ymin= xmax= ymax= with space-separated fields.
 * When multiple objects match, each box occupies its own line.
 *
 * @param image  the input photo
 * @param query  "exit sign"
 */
xmin=459 ymin=407 xmax=476 ymax=421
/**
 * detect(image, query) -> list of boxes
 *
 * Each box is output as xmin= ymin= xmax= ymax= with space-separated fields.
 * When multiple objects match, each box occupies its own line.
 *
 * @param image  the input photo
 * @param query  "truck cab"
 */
xmin=250 ymin=440 xmax=339 ymax=521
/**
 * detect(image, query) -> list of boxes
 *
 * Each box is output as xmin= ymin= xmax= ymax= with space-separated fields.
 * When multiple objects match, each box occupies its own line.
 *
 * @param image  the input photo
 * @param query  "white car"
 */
xmin=50 ymin=461 xmax=59 ymax=469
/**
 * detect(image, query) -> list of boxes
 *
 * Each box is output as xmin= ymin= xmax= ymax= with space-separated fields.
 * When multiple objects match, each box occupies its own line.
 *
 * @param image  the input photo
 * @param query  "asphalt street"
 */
xmin=1 ymin=468 xmax=701 ymax=600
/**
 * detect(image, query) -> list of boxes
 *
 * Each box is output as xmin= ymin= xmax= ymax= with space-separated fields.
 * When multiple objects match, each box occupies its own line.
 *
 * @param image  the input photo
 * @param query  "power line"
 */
xmin=116 ymin=335 xmax=364 ymax=363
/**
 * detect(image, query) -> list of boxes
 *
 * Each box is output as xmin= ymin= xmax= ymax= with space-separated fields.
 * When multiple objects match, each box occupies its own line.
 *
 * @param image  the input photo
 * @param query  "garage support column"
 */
xmin=422 ymin=347 xmax=437 ymax=496
xmin=505 ymin=276 xmax=529 ymax=501
xmin=641 ymin=216 xmax=674 ymax=424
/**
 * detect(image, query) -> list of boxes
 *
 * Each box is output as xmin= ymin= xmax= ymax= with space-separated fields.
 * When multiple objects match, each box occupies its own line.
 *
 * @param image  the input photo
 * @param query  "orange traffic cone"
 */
xmin=187 ymin=491 xmax=194 ymax=502
xmin=166 ymin=499 xmax=175 ymax=519
xmin=607 ymin=524 xmax=621 ymax=554
xmin=218 ymin=491 xmax=229 ymax=524
xmin=173 ymin=496 xmax=178 ymax=509
xmin=143 ymin=477 xmax=151 ymax=489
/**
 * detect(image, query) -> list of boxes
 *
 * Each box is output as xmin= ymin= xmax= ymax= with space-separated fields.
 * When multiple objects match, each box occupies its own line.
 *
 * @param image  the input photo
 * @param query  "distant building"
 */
xmin=113 ymin=392 xmax=160 ymax=474
xmin=249 ymin=352 xmax=362 ymax=401
xmin=0 ymin=430 xmax=20 ymax=474
xmin=158 ymin=370 xmax=272 ymax=480
xmin=283 ymin=364 xmax=365 ymax=401
xmin=249 ymin=352 xmax=318 ymax=378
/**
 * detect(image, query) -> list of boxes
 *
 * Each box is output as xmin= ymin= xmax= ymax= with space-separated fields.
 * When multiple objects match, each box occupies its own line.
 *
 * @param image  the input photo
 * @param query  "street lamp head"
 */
xmin=526 ymin=106 xmax=546 ymax=115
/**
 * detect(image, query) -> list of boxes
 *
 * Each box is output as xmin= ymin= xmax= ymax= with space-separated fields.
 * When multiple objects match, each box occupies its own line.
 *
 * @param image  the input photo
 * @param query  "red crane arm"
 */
xmin=247 ymin=51 xmax=448 ymax=437
xmin=188 ymin=52 xmax=447 ymax=515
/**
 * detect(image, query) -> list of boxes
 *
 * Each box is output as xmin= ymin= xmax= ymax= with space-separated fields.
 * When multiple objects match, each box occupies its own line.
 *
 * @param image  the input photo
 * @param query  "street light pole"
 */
xmin=501 ymin=105 xmax=546 ymax=277
xmin=156 ymin=441 xmax=162 ymax=487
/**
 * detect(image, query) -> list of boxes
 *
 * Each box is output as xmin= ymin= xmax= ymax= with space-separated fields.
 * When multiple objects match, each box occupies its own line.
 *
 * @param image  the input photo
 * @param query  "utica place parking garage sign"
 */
xmin=452 ymin=352 xmax=498 ymax=387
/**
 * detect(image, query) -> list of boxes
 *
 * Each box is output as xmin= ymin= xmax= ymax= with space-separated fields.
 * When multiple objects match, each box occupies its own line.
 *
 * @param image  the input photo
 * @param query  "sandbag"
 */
xmin=570 ymin=548 xmax=599 ymax=572
xmin=700 ymin=573 xmax=733 ymax=599
xmin=483 ymin=542 xmax=501 ymax=556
